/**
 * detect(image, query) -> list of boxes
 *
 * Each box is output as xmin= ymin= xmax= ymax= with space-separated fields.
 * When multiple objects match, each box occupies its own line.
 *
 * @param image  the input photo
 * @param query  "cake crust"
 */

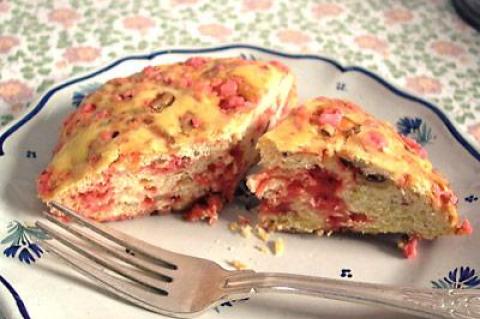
xmin=247 ymin=97 xmax=469 ymax=240
xmin=38 ymin=57 xmax=297 ymax=222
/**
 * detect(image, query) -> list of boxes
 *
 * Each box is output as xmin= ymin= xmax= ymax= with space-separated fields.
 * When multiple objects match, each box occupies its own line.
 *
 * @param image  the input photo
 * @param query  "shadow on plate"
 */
xmin=35 ymin=256 xmax=415 ymax=319
xmin=242 ymin=293 xmax=416 ymax=319
xmin=32 ymin=259 xmax=154 ymax=314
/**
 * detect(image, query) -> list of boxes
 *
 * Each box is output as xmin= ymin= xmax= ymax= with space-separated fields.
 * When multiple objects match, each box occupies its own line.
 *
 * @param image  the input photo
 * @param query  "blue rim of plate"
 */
xmin=0 ymin=274 xmax=30 ymax=319
xmin=0 ymin=44 xmax=478 ymax=161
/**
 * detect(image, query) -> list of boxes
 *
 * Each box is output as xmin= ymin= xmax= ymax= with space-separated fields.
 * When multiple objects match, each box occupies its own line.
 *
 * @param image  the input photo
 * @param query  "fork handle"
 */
xmin=226 ymin=272 xmax=480 ymax=319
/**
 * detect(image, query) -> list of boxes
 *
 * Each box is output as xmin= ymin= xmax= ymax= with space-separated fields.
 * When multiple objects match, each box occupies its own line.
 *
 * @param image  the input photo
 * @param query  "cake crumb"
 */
xmin=228 ymin=222 xmax=239 ymax=232
xmin=456 ymin=219 xmax=473 ymax=235
xmin=273 ymin=238 xmax=285 ymax=256
xmin=314 ymin=229 xmax=324 ymax=236
xmin=326 ymin=230 xmax=333 ymax=237
xmin=254 ymin=244 xmax=270 ymax=254
xmin=254 ymin=225 xmax=270 ymax=242
xmin=228 ymin=216 xmax=252 ymax=235
xmin=228 ymin=260 xmax=248 ymax=270
xmin=398 ymin=236 xmax=418 ymax=259
xmin=240 ymin=224 xmax=253 ymax=238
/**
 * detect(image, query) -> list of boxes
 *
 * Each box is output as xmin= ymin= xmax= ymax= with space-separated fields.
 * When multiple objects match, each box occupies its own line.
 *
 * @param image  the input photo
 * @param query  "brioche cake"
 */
xmin=37 ymin=57 xmax=297 ymax=223
xmin=247 ymin=97 xmax=471 ymax=255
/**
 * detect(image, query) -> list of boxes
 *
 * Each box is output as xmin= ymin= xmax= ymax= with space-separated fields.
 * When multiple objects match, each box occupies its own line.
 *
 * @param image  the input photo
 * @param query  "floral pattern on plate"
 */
xmin=1 ymin=221 xmax=47 ymax=264
xmin=431 ymin=266 xmax=480 ymax=289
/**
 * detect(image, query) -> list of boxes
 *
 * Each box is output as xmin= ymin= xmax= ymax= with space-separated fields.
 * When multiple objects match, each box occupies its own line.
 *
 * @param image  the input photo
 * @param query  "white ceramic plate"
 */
xmin=1 ymin=45 xmax=479 ymax=319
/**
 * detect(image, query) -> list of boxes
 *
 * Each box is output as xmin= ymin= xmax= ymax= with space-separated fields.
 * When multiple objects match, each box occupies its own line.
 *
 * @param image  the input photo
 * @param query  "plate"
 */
xmin=1 ymin=45 xmax=479 ymax=319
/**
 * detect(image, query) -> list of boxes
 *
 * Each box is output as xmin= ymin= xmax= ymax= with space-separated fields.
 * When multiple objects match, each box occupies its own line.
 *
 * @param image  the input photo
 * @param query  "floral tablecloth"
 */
xmin=0 ymin=0 xmax=479 ymax=147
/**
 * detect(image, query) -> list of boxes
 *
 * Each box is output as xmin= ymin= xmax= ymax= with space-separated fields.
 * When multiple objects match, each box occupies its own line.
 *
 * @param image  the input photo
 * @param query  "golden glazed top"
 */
xmin=38 ymin=57 xmax=293 ymax=199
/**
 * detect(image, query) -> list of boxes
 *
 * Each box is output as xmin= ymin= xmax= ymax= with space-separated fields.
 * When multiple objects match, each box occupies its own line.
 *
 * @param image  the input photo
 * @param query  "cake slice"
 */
xmin=37 ymin=57 xmax=297 ymax=223
xmin=247 ymin=97 xmax=471 ymax=254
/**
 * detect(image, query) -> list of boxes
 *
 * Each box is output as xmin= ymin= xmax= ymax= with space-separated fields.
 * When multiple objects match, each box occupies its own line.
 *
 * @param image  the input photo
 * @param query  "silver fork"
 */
xmin=35 ymin=202 xmax=480 ymax=319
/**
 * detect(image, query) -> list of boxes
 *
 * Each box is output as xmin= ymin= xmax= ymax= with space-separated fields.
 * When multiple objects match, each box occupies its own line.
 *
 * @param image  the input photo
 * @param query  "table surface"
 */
xmin=0 ymin=0 xmax=479 ymax=148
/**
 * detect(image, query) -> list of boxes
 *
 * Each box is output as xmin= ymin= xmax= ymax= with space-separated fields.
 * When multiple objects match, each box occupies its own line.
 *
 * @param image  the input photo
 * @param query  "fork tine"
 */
xmin=49 ymin=201 xmax=185 ymax=269
xmin=36 ymin=220 xmax=171 ymax=294
xmin=42 ymin=212 xmax=174 ymax=282
xmin=40 ymin=239 xmax=175 ymax=316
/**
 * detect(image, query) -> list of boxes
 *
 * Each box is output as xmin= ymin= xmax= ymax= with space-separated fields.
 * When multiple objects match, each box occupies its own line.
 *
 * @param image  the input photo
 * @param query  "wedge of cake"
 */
xmin=37 ymin=57 xmax=297 ymax=223
xmin=247 ymin=97 xmax=471 ymax=254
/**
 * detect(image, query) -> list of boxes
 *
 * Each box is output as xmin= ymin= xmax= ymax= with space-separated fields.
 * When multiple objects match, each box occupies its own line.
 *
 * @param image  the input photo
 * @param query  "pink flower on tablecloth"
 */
xmin=64 ymin=46 xmax=101 ymax=63
xmin=468 ymin=123 xmax=480 ymax=144
xmin=198 ymin=24 xmax=232 ymax=40
xmin=278 ymin=30 xmax=311 ymax=45
xmin=313 ymin=3 xmax=343 ymax=18
xmin=123 ymin=15 xmax=155 ymax=32
xmin=384 ymin=8 xmax=413 ymax=24
xmin=0 ymin=1 xmax=10 ymax=13
xmin=354 ymin=35 xmax=388 ymax=56
xmin=243 ymin=0 xmax=272 ymax=11
xmin=55 ymin=60 xmax=68 ymax=69
xmin=48 ymin=8 xmax=80 ymax=27
xmin=0 ymin=80 xmax=33 ymax=104
xmin=405 ymin=76 xmax=442 ymax=95
xmin=431 ymin=41 xmax=465 ymax=58
xmin=0 ymin=35 xmax=19 ymax=54
xmin=171 ymin=0 xmax=198 ymax=4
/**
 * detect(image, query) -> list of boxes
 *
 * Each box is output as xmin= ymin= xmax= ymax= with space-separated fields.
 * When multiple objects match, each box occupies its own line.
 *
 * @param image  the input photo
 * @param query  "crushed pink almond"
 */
xmin=219 ymin=79 xmax=238 ymax=97
xmin=88 ymin=153 xmax=102 ymax=165
xmin=80 ymin=103 xmax=96 ymax=113
xmin=95 ymin=110 xmax=110 ymax=120
xmin=400 ymin=237 xmax=418 ymax=259
xmin=311 ymin=108 xmax=343 ymax=127
xmin=432 ymin=184 xmax=458 ymax=206
xmin=142 ymin=66 xmax=156 ymax=77
xmin=185 ymin=57 xmax=207 ymax=68
xmin=456 ymin=219 xmax=473 ymax=235
xmin=100 ymin=131 xmax=111 ymax=141
xmin=116 ymin=89 xmax=135 ymax=101
xmin=184 ymin=195 xmax=223 ymax=224
xmin=269 ymin=60 xmax=290 ymax=73
xmin=37 ymin=169 xmax=53 ymax=196
xmin=177 ymin=77 xmax=192 ymax=89
xmin=401 ymin=135 xmax=428 ymax=159
xmin=190 ymin=116 xmax=201 ymax=128
xmin=220 ymin=96 xmax=246 ymax=110
xmin=142 ymin=196 xmax=155 ymax=209
xmin=441 ymin=191 xmax=458 ymax=205
xmin=363 ymin=131 xmax=388 ymax=151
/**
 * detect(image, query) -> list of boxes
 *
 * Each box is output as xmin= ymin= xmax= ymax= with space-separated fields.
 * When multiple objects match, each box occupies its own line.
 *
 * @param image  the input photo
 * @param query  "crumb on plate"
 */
xmin=254 ymin=225 xmax=270 ymax=242
xmin=228 ymin=222 xmax=239 ymax=232
xmin=228 ymin=260 xmax=248 ymax=270
xmin=272 ymin=238 xmax=285 ymax=256
xmin=240 ymin=224 xmax=253 ymax=238
xmin=254 ymin=244 xmax=270 ymax=254
xmin=397 ymin=236 xmax=418 ymax=259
